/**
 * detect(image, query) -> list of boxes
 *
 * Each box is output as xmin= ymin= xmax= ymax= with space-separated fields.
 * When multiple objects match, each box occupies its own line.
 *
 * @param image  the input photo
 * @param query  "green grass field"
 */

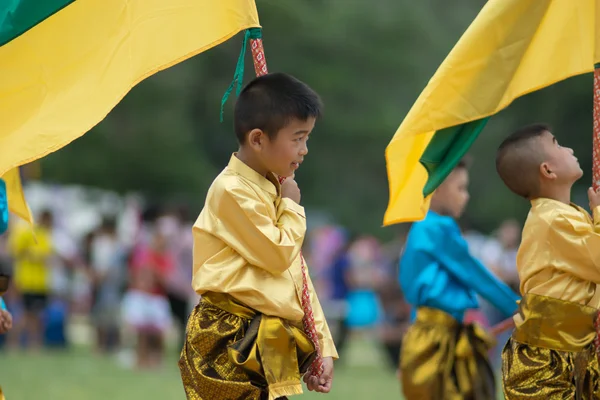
xmin=0 ymin=339 xmax=401 ymax=399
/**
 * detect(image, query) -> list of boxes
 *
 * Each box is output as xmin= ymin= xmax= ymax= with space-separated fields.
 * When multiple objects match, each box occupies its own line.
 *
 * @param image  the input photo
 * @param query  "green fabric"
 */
xmin=0 ymin=0 xmax=75 ymax=47
xmin=220 ymin=28 xmax=263 ymax=122
xmin=420 ymin=118 xmax=489 ymax=196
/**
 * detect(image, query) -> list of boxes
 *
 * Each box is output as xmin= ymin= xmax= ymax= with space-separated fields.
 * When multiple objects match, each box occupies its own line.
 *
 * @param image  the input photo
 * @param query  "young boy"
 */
xmin=399 ymin=158 xmax=520 ymax=400
xmin=179 ymin=73 xmax=337 ymax=400
xmin=497 ymin=124 xmax=600 ymax=399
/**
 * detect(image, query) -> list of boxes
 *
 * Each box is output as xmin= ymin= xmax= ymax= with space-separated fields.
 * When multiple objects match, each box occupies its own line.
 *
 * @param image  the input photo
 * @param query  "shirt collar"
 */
xmin=227 ymin=153 xmax=279 ymax=196
xmin=531 ymin=197 xmax=591 ymax=220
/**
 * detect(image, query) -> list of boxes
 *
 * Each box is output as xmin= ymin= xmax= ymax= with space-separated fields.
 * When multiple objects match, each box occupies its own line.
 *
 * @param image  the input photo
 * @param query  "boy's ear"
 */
xmin=247 ymin=129 xmax=265 ymax=150
xmin=540 ymin=162 xmax=556 ymax=180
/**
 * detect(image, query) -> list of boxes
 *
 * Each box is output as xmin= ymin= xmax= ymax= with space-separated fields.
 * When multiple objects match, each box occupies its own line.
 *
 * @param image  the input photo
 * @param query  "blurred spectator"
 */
xmin=7 ymin=210 xmax=55 ymax=350
xmin=90 ymin=218 xmax=126 ymax=353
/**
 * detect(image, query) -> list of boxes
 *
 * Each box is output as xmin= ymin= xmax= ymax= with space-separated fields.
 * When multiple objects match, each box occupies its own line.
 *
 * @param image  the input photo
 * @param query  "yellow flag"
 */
xmin=384 ymin=0 xmax=599 ymax=226
xmin=2 ymin=168 xmax=33 ymax=225
xmin=0 ymin=0 xmax=260 ymax=177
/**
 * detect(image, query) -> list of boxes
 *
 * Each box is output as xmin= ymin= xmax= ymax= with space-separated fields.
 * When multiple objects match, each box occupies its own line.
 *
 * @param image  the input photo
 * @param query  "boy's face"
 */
xmin=538 ymin=131 xmax=582 ymax=184
xmin=433 ymin=167 xmax=470 ymax=219
xmin=260 ymin=117 xmax=315 ymax=178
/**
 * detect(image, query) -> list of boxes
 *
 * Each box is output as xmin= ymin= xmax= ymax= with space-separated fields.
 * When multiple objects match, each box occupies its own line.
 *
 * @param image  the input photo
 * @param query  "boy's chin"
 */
xmin=274 ymin=168 xmax=295 ymax=179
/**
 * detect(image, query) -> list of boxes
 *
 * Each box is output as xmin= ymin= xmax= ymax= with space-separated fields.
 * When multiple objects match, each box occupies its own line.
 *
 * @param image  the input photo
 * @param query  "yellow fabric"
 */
xmin=503 ymin=294 xmax=600 ymax=399
xmin=516 ymin=198 xmax=600 ymax=310
xmin=2 ymin=168 xmax=33 ymax=225
xmin=192 ymin=154 xmax=337 ymax=359
xmin=0 ymin=0 xmax=260 ymax=177
xmin=179 ymin=293 xmax=315 ymax=400
xmin=179 ymin=292 xmax=315 ymax=400
xmin=179 ymin=297 xmax=269 ymax=400
xmin=512 ymin=294 xmax=598 ymax=352
xmin=9 ymin=224 xmax=53 ymax=293
xmin=384 ymin=0 xmax=600 ymax=225
xmin=400 ymin=307 xmax=496 ymax=400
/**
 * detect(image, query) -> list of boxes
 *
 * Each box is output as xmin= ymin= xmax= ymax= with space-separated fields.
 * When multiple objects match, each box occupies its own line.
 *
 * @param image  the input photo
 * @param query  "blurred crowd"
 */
xmin=0 ymin=185 xmax=522 ymax=372
xmin=0 ymin=199 xmax=197 ymax=369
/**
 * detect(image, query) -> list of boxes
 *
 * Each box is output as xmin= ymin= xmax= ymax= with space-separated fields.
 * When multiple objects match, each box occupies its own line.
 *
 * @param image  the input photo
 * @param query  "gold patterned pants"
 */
xmin=179 ymin=298 xmax=285 ymax=400
xmin=400 ymin=307 xmax=496 ymax=400
xmin=502 ymin=294 xmax=600 ymax=400
xmin=502 ymin=338 xmax=600 ymax=399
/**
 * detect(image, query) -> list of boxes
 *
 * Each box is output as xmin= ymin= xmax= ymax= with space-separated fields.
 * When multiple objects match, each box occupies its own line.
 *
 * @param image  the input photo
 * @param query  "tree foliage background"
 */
xmin=39 ymin=0 xmax=596 ymax=237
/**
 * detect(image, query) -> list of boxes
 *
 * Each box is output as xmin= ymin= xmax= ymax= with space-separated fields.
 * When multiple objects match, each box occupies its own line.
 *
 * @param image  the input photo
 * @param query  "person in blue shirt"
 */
xmin=0 ymin=178 xmax=13 ymax=335
xmin=398 ymin=158 xmax=519 ymax=400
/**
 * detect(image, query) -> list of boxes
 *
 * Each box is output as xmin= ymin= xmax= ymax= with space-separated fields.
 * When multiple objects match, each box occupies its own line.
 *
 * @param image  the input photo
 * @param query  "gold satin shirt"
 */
xmin=517 ymin=198 xmax=600 ymax=316
xmin=192 ymin=154 xmax=337 ymax=359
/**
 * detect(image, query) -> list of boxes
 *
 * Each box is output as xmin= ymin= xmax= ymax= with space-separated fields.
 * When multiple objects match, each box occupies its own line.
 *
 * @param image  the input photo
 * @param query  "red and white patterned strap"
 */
xmin=593 ymin=67 xmax=600 ymax=191
xmin=259 ymin=37 xmax=322 ymax=377
xmin=250 ymin=37 xmax=268 ymax=77
xmin=278 ymin=176 xmax=323 ymax=377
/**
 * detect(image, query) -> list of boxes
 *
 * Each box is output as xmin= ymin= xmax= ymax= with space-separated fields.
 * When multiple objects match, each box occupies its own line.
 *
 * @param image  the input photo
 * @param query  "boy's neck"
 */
xmin=430 ymin=203 xmax=452 ymax=218
xmin=236 ymin=148 xmax=268 ymax=177
xmin=537 ymin=184 xmax=573 ymax=205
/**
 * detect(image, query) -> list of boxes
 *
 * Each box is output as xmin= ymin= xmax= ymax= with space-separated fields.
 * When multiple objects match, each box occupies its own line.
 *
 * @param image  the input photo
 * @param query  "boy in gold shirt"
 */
xmin=496 ymin=124 xmax=600 ymax=399
xmin=178 ymin=73 xmax=337 ymax=400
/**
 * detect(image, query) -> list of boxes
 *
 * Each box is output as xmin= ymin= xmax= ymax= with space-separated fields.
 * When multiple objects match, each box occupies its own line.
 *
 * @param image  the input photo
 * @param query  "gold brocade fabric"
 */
xmin=400 ymin=307 xmax=496 ymax=400
xmin=179 ymin=292 xmax=316 ymax=400
xmin=502 ymin=294 xmax=600 ymax=399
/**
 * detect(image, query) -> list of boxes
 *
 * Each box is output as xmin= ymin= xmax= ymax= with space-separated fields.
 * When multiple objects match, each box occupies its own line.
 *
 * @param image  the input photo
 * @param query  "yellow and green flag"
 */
xmin=384 ymin=0 xmax=600 ymax=226
xmin=0 ymin=0 xmax=260 ymax=224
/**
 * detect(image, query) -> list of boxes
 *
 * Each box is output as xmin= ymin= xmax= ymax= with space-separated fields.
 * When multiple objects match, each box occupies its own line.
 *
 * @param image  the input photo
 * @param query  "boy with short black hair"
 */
xmin=497 ymin=124 xmax=600 ymax=399
xmin=179 ymin=73 xmax=337 ymax=400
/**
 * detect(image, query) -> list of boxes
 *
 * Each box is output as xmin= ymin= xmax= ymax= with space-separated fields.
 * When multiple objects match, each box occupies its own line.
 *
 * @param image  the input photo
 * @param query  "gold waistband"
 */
xmin=512 ymin=294 xmax=598 ymax=352
xmin=415 ymin=307 xmax=460 ymax=328
xmin=201 ymin=292 xmax=316 ymax=400
xmin=415 ymin=307 xmax=496 ymax=357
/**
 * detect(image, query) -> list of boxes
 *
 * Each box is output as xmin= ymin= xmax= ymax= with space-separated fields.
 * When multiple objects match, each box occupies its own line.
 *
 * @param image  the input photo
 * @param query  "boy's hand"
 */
xmin=589 ymin=187 xmax=600 ymax=210
xmin=281 ymin=176 xmax=301 ymax=204
xmin=0 ymin=310 xmax=12 ymax=334
xmin=317 ymin=357 xmax=334 ymax=393
xmin=304 ymin=357 xmax=334 ymax=393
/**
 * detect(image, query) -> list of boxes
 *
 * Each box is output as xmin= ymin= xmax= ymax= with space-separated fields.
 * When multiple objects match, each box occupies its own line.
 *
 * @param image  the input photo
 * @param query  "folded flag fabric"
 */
xmin=0 ymin=0 xmax=260 ymax=224
xmin=384 ymin=0 xmax=600 ymax=225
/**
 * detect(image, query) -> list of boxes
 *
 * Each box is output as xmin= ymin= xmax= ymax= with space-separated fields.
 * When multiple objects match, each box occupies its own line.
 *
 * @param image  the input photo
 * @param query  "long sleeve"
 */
xmin=0 ymin=180 xmax=8 ymax=235
xmin=432 ymin=221 xmax=519 ymax=318
xmin=306 ymin=270 xmax=338 ymax=359
xmin=211 ymin=184 xmax=306 ymax=275
xmin=545 ymin=209 xmax=600 ymax=283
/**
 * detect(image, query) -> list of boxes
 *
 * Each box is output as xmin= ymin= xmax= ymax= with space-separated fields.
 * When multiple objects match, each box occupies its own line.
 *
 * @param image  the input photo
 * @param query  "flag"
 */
xmin=0 ymin=0 xmax=260 ymax=224
xmin=384 ymin=0 xmax=600 ymax=225
xmin=0 ymin=0 xmax=260 ymax=175
xmin=3 ymin=167 xmax=32 ymax=225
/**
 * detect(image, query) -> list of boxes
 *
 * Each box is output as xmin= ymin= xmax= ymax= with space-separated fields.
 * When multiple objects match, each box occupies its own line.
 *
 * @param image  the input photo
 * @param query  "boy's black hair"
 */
xmin=233 ymin=72 xmax=323 ymax=144
xmin=496 ymin=123 xmax=551 ymax=199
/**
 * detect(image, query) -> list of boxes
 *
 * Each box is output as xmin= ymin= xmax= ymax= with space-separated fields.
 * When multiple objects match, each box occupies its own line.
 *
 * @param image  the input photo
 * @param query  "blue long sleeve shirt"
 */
xmin=0 ymin=179 xmax=8 ymax=235
xmin=400 ymin=211 xmax=519 ymax=322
